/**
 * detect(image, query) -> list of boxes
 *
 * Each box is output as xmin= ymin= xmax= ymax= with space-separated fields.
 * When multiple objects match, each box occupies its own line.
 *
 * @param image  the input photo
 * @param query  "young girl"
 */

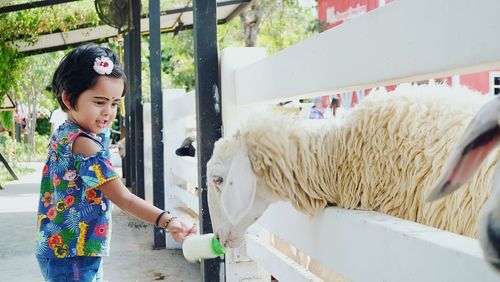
xmin=35 ymin=44 xmax=196 ymax=281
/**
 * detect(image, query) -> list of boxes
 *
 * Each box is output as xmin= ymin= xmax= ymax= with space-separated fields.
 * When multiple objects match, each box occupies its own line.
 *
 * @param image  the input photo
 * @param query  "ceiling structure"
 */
xmin=0 ymin=94 xmax=15 ymax=110
xmin=2 ymin=0 xmax=250 ymax=55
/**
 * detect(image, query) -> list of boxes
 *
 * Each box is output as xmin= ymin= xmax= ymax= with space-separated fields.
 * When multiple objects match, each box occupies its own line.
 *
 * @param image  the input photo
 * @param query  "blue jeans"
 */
xmin=36 ymin=256 xmax=103 ymax=282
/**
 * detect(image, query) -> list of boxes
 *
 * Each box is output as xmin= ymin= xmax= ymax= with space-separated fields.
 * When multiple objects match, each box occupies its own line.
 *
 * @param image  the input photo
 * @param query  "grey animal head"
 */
xmin=427 ymin=94 xmax=500 ymax=271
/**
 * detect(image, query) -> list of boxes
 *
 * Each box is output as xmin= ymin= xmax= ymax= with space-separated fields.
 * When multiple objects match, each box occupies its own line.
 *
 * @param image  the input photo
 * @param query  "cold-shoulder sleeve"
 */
xmin=76 ymin=151 xmax=119 ymax=190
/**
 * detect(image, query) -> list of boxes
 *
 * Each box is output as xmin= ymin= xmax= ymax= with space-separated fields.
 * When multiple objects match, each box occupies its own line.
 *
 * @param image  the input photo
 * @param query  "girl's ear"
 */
xmin=61 ymin=92 xmax=72 ymax=110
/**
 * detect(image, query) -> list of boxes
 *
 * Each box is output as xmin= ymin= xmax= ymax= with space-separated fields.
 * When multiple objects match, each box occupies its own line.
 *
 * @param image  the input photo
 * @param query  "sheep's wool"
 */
xmin=242 ymin=84 xmax=498 ymax=237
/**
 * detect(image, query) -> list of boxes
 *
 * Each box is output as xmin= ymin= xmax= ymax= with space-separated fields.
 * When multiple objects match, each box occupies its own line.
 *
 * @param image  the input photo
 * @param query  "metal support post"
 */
xmin=193 ymin=0 xmax=224 ymax=280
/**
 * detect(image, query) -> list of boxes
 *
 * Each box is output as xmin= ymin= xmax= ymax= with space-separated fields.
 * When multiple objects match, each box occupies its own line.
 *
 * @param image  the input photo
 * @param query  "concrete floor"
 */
xmin=0 ymin=163 xmax=201 ymax=282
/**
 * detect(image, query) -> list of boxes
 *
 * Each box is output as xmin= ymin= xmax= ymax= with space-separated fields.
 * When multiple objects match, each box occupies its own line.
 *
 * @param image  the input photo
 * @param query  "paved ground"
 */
xmin=0 ymin=163 xmax=201 ymax=282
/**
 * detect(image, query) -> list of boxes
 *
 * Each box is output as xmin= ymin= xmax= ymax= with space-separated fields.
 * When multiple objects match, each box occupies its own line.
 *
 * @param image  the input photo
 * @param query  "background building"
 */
xmin=317 ymin=0 xmax=500 ymax=109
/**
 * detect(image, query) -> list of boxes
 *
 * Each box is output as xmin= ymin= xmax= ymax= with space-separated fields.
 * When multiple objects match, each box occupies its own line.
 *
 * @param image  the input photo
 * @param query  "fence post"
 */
xmin=193 ymin=0 xmax=223 ymax=280
xmin=219 ymin=47 xmax=270 ymax=281
xmin=149 ymin=0 xmax=166 ymax=249
xmin=130 ymin=0 xmax=145 ymax=199
xmin=163 ymin=89 xmax=190 ymax=249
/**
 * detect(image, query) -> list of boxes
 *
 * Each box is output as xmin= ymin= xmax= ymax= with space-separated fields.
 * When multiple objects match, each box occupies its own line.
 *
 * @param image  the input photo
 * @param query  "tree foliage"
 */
xmin=0 ymin=1 xmax=99 ymax=88
xmin=0 ymin=0 xmax=319 ymax=126
xmin=0 ymin=1 xmax=98 ymax=130
xmin=0 ymin=47 xmax=21 ymax=98
xmin=162 ymin=0 xmax=319 ymax=91
xmin=0 ymin=46 xmax=20 ymax=131
xmin=14 ymin=53 xmax=60 ymax=147
xmin=0 ymin=111 xmax=13 ymax=131
xmin=256 ymin=0 xmax=322 ymax=53
xmin=161 ymin=32 xmax=195 ymax=92
xmin=0 ymin=1 xmax=99 ymax=43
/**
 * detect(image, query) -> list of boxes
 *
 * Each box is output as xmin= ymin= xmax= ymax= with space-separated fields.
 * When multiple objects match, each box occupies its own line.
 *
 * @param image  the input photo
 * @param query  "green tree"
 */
xmin=161 ymin=0 xmax=319 ymax=91
xmin=14 ymin=53 xmax=59 ymax=148
xmin=161 ymin=32 xmax=195 ymax=92
xmin=0 ymin=47 xmax=21 ymax=101
xmin=236 ymin=0 xmax=320 ymax=52
xmin=0 ymin=0 xmax=319 ymax=124
xmin=0 ymin=111 xmax=13 ymax=131
xmin=0 ymin=1 xmax=98 ymax=91
xmin=0 ymin=1 xmax=98 ymax=129
xmin=0 ymin=46 xmax=21 ymax=133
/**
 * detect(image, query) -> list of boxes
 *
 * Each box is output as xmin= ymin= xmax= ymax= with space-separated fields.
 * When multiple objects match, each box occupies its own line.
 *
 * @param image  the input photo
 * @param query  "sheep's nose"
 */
xmin=490 ymin=261 xmax=500 ymax=271
xmin=487 ymin=215 xmax=500 ymax=269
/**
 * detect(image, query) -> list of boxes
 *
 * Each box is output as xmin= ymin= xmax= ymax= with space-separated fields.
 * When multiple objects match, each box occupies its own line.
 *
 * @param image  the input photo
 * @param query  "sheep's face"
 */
xmin=207 ymin=137 xmax=275 ymax=248
xmin=427 ymin=95 xmax=500 ymax=271
xmin=478 ymin=164 xmax=500 ymax=271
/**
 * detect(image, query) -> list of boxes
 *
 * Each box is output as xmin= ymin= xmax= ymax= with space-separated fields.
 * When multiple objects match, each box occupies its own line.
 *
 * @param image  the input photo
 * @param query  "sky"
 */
xmin=298 ymin=0 xmax=316 ymax=7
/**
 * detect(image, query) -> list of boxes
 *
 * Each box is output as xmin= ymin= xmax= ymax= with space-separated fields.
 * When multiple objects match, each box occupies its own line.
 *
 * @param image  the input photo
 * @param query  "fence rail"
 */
xmin=257 ymin=202 xmax=497 ymax=282
xmin=164 ymin=0 xmax=500 ymax=280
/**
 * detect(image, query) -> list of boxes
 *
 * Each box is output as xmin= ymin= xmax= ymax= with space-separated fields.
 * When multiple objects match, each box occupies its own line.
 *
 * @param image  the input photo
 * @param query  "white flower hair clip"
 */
xmin=93 ymin=56 xmax=114 ymax=75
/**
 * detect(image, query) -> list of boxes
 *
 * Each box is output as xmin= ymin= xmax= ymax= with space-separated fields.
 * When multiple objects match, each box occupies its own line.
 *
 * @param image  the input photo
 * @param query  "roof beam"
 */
xmin=9 ymin=0 xmax=250 ymax=55
xmin=0 ymin=0 xmax=79 ymax=14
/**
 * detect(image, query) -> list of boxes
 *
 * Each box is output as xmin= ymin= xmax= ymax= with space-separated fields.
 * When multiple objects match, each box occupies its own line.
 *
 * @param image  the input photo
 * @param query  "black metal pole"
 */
xmin=193 ymin=0 xmax=223 ymax=281
xmin=0 ymin=153 xmax=18 ymax=180
xmin=0 ymin=0 xmax=80 ymax=14
xmin=123 ymin=33 xmax=132 ymax=188
xmin=149 ymin=0 xmax=166 ymax=249
xmin=125 ymin=32 xmax=137 ymax=193
xmin=131 ymin=0 xmax=145 ymax=199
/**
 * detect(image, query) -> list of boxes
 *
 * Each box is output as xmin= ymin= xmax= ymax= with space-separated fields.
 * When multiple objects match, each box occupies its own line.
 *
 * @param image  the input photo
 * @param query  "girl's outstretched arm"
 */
xmin=100 ymin=178 xmax=197 ymax=243
xmin=73 ymin=136 xmax=197 ymax=242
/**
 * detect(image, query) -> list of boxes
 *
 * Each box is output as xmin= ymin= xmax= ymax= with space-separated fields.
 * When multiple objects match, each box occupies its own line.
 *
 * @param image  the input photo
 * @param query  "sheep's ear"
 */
xmin=221 ymin=151 xmax=257 ymax=225
xmin=427 ymin=96 xmax=500 ymax=201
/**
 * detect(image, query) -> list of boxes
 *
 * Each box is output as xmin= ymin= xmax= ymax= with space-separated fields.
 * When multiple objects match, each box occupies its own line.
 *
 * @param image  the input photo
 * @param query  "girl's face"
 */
xmin=64 ymin=76 xmax=124 ymax=134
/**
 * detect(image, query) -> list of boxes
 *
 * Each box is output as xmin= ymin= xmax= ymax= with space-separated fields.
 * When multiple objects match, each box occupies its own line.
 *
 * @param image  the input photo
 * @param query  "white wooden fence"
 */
xmin=163 ymin=0 xmax=500 ymax=281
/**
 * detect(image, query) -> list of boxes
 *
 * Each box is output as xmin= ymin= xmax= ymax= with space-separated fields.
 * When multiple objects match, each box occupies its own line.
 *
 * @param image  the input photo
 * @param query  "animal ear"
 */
xmin=427 ymin=96 xmax=500 ymax=201
xmin=221 ymin=151 xmax=257 ymax=225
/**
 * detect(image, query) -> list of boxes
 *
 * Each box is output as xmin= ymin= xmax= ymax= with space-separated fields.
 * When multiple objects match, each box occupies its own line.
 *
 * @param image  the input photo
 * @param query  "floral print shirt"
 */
xmin=36 ymin=121 xmax=118 ymax=258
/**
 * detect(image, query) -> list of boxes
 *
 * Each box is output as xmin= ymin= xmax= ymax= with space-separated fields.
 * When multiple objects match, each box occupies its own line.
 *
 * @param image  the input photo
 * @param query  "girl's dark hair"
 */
xmin=52 ymin=44 xmax=128 ymax=111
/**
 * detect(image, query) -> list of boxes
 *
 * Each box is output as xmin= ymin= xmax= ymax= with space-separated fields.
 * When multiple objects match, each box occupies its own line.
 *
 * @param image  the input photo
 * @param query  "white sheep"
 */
xmin=427 ymin=94 xmax=500 ymax=270
xmin=207 ymin=84 xmax=499 ymax=249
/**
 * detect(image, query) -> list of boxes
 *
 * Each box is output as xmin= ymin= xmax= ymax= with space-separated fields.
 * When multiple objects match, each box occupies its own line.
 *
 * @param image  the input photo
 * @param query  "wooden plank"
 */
xmin=170 ymin=156 xmax=198 ymax=187
xmin=258 ymin=202 xmax=499 ymax=282
xmin=165 ymin=91 xmax=196 ymax=119
xmin=171 ymin=185 xmax=199 ymax=215
xmin=246 ymin=234 xmax=322 ymax=282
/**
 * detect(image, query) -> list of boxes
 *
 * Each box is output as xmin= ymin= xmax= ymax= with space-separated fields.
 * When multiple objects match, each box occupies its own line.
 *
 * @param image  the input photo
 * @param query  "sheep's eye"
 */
xmin=213 ymin=176 xmax=223 ymax=185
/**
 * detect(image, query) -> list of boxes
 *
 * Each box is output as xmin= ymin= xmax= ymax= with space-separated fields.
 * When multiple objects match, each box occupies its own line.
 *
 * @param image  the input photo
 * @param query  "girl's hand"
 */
xmin=167 ymin=218 xmax=197 ymax=243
